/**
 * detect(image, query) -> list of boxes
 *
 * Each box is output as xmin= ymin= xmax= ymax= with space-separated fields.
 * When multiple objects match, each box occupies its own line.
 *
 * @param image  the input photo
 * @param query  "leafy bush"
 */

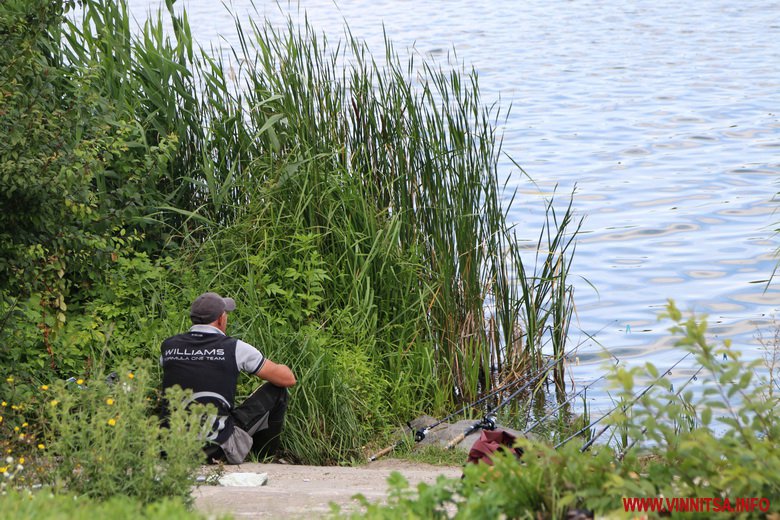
xmin=0 ymin=0 xmax=178 ymax=382
xmin=33 ymin=361 xmax=210 ymax=504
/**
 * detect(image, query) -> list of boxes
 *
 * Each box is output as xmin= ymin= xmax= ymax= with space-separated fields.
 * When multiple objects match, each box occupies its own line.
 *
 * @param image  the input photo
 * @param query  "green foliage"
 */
xmin=0 ymin=253 xmax=186 ymax=382
xmin=393 ymin=445 xmax=469 ymax=468
xmin=34 ymin=361 xmax=210 ymax=504
xmin=625 ymin=301 xmax=780 ymax=506
xmin=0 ymin=377 xmax=46 ymax=491
xmin=0 ymin=489 xmax=213 ymax=520
xmin=0 ymin=0 xmax=179 ymax=382
xmin=257 ymin=326 xmax=374 ymax=465
xmin=0 ymin=0 xmax=98 ymax=297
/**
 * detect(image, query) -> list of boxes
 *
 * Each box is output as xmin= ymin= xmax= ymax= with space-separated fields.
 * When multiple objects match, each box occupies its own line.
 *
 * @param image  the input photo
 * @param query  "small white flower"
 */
xmin=16 ymin=465 xmax=23 ymax=472
xmin=4 ymin=457 xmax=11 ymax=464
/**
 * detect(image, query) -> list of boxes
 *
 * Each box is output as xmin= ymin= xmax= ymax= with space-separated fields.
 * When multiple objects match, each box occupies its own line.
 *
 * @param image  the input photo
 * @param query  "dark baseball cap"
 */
xmin=190 ymin=292 xmax=236 ymax=324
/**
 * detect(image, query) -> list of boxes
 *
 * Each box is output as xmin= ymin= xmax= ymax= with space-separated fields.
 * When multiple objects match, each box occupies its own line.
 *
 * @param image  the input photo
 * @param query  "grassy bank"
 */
xmin=1 ymin=0 xmax=577 ymax=475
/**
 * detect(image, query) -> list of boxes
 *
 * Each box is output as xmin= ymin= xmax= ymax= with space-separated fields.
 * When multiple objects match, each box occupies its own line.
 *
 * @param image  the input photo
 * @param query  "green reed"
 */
xmin=56 ymin=0 xmax=581 ymax=461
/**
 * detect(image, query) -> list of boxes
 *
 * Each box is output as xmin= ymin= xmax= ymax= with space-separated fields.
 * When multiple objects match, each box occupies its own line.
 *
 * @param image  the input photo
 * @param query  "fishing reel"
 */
xmin=480 ymin=414 xmax=497 ymax=431
xmin=408 ymin=421 xmax=428 ymax=442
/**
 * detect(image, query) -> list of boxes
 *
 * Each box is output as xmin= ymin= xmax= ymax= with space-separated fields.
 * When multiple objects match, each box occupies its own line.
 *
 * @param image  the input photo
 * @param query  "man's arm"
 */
xmin=256 ymin=359 xmax=296 ymax=387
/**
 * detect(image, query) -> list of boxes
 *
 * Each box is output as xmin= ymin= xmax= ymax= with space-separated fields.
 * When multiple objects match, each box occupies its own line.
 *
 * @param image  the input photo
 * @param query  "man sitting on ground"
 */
xmin=161 ymin=292 xmax=296 ymax=464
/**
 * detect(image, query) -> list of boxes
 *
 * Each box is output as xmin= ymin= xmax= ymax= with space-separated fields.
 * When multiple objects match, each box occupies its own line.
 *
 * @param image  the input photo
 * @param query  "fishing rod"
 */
xmin=443 ymin=357 xmax=558 ymax=450
xmin=424 ymin=333 xmax=622 ymax=453
xmin=554 ymin=352 xmax=692 ymax=451
xmin=368 ymin=355 xmax=561 ymax=461
xmin=616 ymin=365 xmax=704 ymax=461
xmin=368 ymin=370 xmax=536 ymax=461
xmin=509 ymin=322 xmax=618 ymax=438
xmin=369 ymin=345 xmax=580 ymax=461
xmin=522 ymin=370 xmax=611 ymax=435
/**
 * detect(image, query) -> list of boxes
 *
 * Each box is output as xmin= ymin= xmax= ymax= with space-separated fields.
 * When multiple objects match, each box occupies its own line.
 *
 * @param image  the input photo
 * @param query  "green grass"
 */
xmin=0 ymin=490 xmax=218 ymax=520
xmin=392 ymin=445 xmax=469 ymax=467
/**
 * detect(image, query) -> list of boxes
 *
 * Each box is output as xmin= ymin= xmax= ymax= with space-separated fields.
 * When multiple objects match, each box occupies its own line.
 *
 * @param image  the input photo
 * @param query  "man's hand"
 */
xmin=256 ymin=360 xmax=296 ymax=387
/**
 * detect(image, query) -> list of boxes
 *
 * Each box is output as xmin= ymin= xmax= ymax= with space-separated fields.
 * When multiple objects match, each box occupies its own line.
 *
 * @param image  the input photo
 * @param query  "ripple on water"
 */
xmin=685 ymin=270 xmax=727 ymax=279
xmin=730 ymin=291 xmax=780 ymax=305
xmin=708 ymin=302 xmax=746 ymax=313
xmin=621 ymin=147 xmax=652 ymax=155
xmin=648 ymin=276 xmax=686 ymax=284
xmin=728 ymin=166 xmax=777 ymax=176
xmin=612 ymin=258 xmax=647 ymax=266
xmin=697 ymin=216 xmax=726 ymax=225
xmin=585 ymin=222 xmax=700 ymax=243
xmin=633 ymin=194 xmax=710 ymax=208
xmin=717 ymin=205 xmax=775 ymax=217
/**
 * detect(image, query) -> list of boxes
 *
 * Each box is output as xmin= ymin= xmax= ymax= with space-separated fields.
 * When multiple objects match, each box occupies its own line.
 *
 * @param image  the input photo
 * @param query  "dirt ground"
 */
xmin=192 ymin=459 xmax=463 ymax=519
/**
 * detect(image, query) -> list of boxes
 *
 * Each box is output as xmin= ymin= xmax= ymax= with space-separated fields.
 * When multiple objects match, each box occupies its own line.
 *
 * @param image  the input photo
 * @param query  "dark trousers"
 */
xmin=206 ymin=383 xmax=289 ymax=462
xmin=234 ymin=383 xmax=289 ymax=459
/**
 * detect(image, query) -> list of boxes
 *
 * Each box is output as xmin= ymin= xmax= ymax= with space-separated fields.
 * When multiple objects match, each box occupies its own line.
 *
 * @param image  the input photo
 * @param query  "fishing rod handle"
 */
xmin=368 ymin=443 xmax=398 ymax=462
xmin=445 ymin=431 xmax=468 ymax=450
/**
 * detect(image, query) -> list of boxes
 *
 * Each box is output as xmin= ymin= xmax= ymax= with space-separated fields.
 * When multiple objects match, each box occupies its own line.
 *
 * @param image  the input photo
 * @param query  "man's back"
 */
xmin=161 ymin=329 xmax=241 ymax=443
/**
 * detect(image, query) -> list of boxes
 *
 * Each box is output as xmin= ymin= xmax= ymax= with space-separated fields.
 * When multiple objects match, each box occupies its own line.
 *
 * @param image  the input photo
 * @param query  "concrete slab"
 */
xmin=192 ymin=418 xmax=525 ymax=518
xmin=192 ymin=460 xmax=462 ymax=519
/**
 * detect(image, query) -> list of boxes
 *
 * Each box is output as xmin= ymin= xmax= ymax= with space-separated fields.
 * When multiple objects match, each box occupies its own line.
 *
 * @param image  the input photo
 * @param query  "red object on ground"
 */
xmin=465 ymin=429 xmax=523 ymax=466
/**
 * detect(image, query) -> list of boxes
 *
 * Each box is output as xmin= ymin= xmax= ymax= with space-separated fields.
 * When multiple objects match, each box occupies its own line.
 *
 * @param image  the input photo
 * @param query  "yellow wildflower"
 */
xmin=18 ymin=434 xmax=25 ymax=440
xmin=37 ymin=444 xmax=45 ymax=450
xmin=6 ymin=377 xmax=13 ymax=383
xmin=0 ymin=416 xmax=3 ymax=423
xmin=1 ymin=401 xmax=6 ymax=407
xmin=14 ymin=426 xmax=19 ymax=432
xmin=106 ymin=398 xmax=114 ymax=406
xmin=21 ymin=422 xmax=27 ymax=428
xmin=127 ymin=372 xmax=135 ymax=379
xmin=49 ymin=400 xmax=58 ymax=407
xmin=0 ymin=467 xmax=6 ymax=474
xmin=76 ymin=379 xmax=84 ymax=385
xmin=18 ymin=457 xmax=24 ymax=464
xmin=40 ymin=385 xmax=49 ymax=391
xmin=107 ymin=418 xmax=116 ymax=427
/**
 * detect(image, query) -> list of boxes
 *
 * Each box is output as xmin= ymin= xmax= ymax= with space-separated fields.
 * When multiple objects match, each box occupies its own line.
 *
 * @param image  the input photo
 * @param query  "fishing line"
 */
xmin=522 ymin=368 xmax=612 ymax=435
xmin=443 ymin=356 xmax=560 ymax=449
xmin=615 ymin=364 xmax=704 ymax=461
xmin=554 ymin=351 xmax=692 ymax=451
xmin=368 ymin=327 xmax=614 ymax=461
